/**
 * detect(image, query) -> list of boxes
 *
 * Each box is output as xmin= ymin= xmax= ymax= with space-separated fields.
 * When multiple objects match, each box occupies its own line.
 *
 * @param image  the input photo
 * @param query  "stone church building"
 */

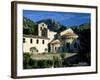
xmin=23 ymin=22 xmax=79 ymax=54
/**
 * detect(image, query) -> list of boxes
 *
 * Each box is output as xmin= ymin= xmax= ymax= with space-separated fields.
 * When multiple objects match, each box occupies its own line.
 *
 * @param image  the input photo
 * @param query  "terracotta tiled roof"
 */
xmin=50 ymin=39 xmax=61 ymax=44
xmin=60 ymin=28 xmax=78 ymax=38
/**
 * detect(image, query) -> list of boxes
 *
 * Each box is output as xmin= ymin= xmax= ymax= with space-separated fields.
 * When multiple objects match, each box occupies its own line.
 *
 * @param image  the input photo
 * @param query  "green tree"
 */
xmin=23 ymin=17 xmax=38 ymax=35
xmin=60 ymin=53 xmax=66 ymax=59
xmin=52 ymin=56 xmax=62 ymax=68
xmin=23 ymin=53 xmax=31 ymax=69
xmin=77 ymin=29 xmax=91 ymax=65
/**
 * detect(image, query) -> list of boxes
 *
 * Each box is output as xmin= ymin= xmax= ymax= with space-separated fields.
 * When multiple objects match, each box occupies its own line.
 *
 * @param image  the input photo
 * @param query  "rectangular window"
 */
xmin=40 ymin=27 xmax=42 ymax=30
xmin=36 ymin=39 xmax=39 ymax=44
xmin=66 ymin=43 xmax=70 ymax=48
xmin=23 ymin=38 xmax=25 ymax=43
xmin=30 ymin=39 xmax=32 ymax=43
xmin=55 ymin=47 xmax=57 ymax=51
xmin=42 ymin=40 xmax=45 ymax=44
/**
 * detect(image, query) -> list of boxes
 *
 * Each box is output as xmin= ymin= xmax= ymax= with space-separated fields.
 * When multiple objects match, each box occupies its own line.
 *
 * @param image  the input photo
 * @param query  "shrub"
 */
xmin=23 ymin=53 xmax=31 ymax=69
xmin=53 ymin=56 xmax=62 ymax=68
xmin=37 ymin=60 xmax=53 ymax=68
xmin=60 ymin=53 xmax=66 ymax=59
xmin=44 ymin=60 xmax=53 ymax=68
xmin=62 ymin=60 xmax=73 ymax=67
xmin=31 ymin=60 xmax=38 ymax=68
xmin=23 ymin=53 xmax=64 ymax=69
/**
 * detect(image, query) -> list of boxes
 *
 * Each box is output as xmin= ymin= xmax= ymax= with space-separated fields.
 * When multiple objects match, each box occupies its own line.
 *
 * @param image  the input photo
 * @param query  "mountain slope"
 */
xmin=37 ymin=19 xmax=66 ymax=32
xmin=23 ymin=17 xmax=38 ymax=35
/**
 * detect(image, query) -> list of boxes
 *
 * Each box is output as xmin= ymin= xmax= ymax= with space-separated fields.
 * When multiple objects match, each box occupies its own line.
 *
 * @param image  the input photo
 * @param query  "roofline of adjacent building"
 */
xmin=23 ymin=35 xmax=50 ymax=40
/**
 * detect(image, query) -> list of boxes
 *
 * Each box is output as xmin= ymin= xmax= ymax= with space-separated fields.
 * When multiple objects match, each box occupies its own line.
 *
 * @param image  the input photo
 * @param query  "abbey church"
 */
xmin=23 ymin=22 xmax=80 ymax=54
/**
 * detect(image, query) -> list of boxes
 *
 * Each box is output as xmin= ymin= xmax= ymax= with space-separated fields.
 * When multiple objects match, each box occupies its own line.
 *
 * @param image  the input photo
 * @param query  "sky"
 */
xmin=23 ymin=10 xmax=91 ymax=26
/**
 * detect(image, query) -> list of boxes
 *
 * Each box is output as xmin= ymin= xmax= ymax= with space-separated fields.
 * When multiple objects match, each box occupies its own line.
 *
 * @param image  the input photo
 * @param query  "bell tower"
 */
xmin=38 ymin=22 xmax=48 ymax=37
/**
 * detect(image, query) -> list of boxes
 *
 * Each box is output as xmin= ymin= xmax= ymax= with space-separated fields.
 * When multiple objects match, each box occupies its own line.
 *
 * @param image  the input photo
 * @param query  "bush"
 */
xmin=60 ymin=53 xmax=66 ymax=59
xmin=53 ymin=56 xmax=62 ymax=68
xmin=23 ymin=53 xmax=31 ymax=69
xmin=62 ymin=60 xmax=73 ymax=67
xmin=23 ymin=53 xmax=67 ymax=69
xmin=45 ymin=60 xmax=53 ymax=68
xmin=37 ymin=60 xmax=53 ymax=68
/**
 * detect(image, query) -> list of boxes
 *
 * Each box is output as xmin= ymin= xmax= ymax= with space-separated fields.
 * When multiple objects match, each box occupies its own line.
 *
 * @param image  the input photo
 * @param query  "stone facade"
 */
xmin=23 ymin=22 xmax=79 ymax=54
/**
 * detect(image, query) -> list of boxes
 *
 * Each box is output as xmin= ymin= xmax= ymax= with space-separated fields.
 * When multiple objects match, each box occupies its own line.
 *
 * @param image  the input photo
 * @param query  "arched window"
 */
xmin=42 ymin=23 xmax=44 ymax=26
xmin=55 ymin=47 xmax=57 ymax=51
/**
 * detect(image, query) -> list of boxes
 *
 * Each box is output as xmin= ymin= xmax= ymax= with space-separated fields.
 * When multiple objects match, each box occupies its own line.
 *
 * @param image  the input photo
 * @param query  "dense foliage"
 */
xmin=23 ymin=17 xmax=38 ymax=35
xmin=72 ymin=23 xmax=91 ymax=65
xmin=23 ymin=53 xmax=74 ymax=69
